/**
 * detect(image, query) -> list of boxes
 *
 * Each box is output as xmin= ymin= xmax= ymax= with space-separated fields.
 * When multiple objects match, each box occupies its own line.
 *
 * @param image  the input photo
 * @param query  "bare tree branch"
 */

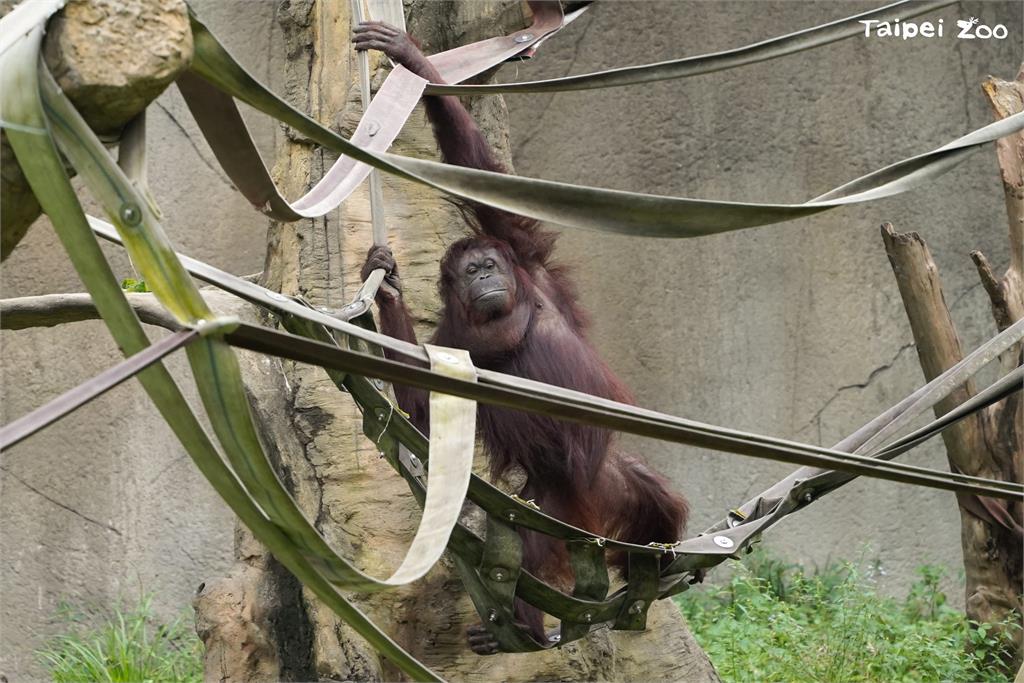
xmin=0 ymin=293 xmax=180 ymax=332
xmin=881 ymin=64 xmax=1024 ymax=669
xmin=979 ymin=72 xmax=1024 ymax=384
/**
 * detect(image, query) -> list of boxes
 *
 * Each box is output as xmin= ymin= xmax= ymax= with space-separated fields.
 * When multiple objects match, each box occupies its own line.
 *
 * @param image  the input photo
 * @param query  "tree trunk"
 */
xmin=194 ymin=2 xmax=719 ymax=681
xmin=880 ymin=65 xmax=1023 ymax=673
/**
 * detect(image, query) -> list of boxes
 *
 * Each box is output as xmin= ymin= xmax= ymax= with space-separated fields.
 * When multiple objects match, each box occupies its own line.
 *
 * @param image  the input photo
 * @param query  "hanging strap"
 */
xmin=350 ymin=0 xmax=389 ymax=246
xmin=30 ymin=30 xmax=483 ymax=594
xmin=179 ymin=1 xmax=567 ymax=222
xmin=0 ymin=329 xmax=199 ymax=450
xmin=559 ymin=540 xmax=610 ymax=642
xmin=373 ymin=344 xmax=477 ymax=585
xmin=424 ymin=0 xmax=956 ymax=95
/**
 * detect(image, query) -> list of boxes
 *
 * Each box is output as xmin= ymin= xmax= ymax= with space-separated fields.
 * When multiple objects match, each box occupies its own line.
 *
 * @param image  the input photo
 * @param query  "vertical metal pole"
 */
xmin=351 ymin=0 xmax=388 ymax=247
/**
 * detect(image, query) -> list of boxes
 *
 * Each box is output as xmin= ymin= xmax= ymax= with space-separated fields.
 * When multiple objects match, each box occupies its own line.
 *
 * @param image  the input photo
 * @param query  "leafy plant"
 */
xmin=675 ymin=552 xmax=1019 ymax=683
xmin=120 ymin=278 xmax=150 ymax=293
xmin=35 ymin=595 xmax=202 ymax=683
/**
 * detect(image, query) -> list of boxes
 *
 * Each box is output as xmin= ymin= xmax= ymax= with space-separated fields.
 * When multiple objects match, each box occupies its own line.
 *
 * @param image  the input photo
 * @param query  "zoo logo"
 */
xmin=859 ymin=17 xmax=1009 ymax=40
xmin=954 ymin=17 xmax=1008 ymax=40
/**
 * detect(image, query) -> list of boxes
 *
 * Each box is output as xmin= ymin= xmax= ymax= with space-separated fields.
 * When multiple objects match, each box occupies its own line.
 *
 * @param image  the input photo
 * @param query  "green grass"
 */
xmin=35 ymin=595 xmax=202 ymax=683
xmin=33 ymin=559 xmax=1018 ymax=682
xmin=675 ymin=552 xmax=1020 ymax=683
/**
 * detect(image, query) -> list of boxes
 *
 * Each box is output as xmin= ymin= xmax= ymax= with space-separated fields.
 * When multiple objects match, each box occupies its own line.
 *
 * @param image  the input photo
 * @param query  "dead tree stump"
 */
xmin=881 ymin=65 xmax=1023 ymax=671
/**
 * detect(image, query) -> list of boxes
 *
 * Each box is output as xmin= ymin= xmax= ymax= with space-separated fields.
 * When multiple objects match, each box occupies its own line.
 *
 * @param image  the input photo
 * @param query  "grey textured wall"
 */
xmin=506 ymin=0 xmax=1022 ymax=595
xmin=1 ymin=0 xmax=1021 ymax=679
xmin=0 ymin=2 xmax=280 ymax=678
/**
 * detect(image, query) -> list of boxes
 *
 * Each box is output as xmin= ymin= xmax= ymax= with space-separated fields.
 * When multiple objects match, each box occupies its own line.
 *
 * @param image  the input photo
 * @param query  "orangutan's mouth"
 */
xmin=473 ymin=288 xmax=507 ymax=301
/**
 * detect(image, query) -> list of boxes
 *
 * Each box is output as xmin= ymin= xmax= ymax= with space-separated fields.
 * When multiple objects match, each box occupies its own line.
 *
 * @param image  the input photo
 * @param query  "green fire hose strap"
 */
xmin=37 ymin=45 xmax=485 ymax=594
xmin=0 ymin=5 xmax=440 ymax=679
xmin=479 ymin=515 xmax=524 ymax=608
xmin=424 ymin=0 xmax=957 ymax=95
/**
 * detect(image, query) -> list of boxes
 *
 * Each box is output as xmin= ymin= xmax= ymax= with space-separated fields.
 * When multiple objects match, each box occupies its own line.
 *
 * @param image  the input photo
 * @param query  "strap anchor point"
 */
xmin=712 ymin=535 xmax=735 ymax=549
xmin=118 ymin=202 xmax=142 ymax=226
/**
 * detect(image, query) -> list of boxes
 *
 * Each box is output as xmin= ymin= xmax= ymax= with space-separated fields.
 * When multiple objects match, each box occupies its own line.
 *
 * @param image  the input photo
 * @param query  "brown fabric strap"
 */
xmin=222 ymin=321 xmax=1024 ymax=501
xmin=180 ymin=1 xmax=567 ymax=222
xmin=85 ymin=217 xmax=1022 ymax=506
xmin=0 ymin=329 xmax=199 ymax=451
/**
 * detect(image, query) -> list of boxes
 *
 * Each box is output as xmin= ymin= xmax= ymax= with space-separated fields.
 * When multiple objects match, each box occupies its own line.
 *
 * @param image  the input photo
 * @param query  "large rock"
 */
xmin=43 ymin=0 xmax=192 ymax=135
xmin=1 ymin=0 xmax=193 ymax=259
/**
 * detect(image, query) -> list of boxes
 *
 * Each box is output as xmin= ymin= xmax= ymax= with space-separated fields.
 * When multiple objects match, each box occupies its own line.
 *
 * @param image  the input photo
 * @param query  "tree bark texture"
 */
xmin=194 ymin=2 xmax=719 ymax=681
xmin=0 ymin=0 xmax=193 ymax=260
xmin=880 ymin=65 xmax=1023 ymax=671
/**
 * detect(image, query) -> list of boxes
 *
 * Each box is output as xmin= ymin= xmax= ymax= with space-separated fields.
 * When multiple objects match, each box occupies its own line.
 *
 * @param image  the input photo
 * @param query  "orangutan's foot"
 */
xmin=466 ymin=623 xmax=560 ymax=655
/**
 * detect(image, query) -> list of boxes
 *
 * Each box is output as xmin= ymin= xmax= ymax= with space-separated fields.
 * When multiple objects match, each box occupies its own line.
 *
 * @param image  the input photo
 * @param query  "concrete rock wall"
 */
xmin=505 ymin=0 xmax=1022 ymax=598
xmin=1 ymin=0 xmax=1021 ymax=679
